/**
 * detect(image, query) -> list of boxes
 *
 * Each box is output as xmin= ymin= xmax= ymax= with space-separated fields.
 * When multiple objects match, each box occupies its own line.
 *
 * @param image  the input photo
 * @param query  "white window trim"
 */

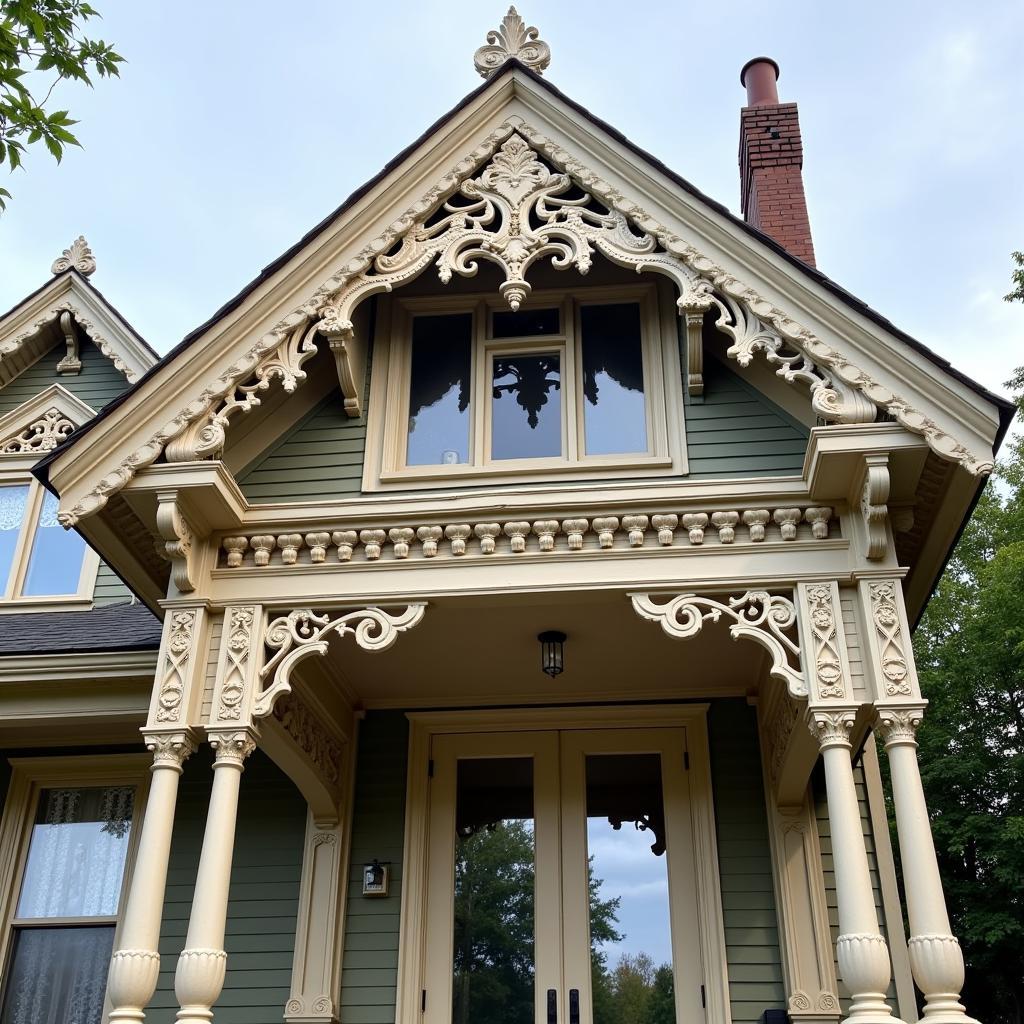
xmin=0 ymin=754 xmax=151 ymax=1016
xmin=363 ymin=282 xmax=687 ymax=492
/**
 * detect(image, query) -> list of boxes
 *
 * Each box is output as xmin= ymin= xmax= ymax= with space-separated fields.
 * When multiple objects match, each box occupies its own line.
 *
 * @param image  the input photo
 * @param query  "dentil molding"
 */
xmin=56 ymin=119 xmax=992 ymax=526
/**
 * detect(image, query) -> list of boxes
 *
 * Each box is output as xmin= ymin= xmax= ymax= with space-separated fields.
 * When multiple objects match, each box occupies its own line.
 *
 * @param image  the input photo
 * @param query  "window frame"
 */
xmin=0 ymin=755 xmax=150 ymax=1019
xmin=364 ymin=282 xmax=687 ymax=491
xmin=0 ymin=467 xmax=99 ymax=612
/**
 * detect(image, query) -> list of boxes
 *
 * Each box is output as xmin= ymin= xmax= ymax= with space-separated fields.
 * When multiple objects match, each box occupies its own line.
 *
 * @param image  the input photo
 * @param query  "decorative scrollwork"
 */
xmin=0 ymin=407 xmax=75 ymax=453
xmin=155 ymin=609 xmax=197 ymax=723
xmin=51 ymin=235 xmax=96 ymax=277
xmin=255 ymin=605 xmax=427 ymax=717
xmin=800 ymin=583 xmax=846 ymax=700
xmin=867 ymin=581 xmax=915 ymax=697
xmin=474 ymin=6 xmax=551 ymax=79
xmin=630 ymin=591 xmax=805 ymax=697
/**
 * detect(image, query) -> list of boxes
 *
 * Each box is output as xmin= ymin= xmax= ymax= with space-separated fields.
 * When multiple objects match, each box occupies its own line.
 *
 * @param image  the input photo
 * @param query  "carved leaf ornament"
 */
xmin=631 ymin=591 xmax=806 ymax=698
xmin=57 ymin=119 xmax=992 ymax=527
xmin=255 ymin=605 xmax=426 ymax=717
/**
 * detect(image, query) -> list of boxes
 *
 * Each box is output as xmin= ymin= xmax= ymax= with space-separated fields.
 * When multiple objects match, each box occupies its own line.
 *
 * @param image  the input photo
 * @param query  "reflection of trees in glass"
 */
xmin=453 ymin=820 xmax=675 ymax=1024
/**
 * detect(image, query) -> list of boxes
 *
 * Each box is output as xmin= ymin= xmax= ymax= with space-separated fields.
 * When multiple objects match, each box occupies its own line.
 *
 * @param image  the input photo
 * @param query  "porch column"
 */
xmin=107 ymin=731 xmax=197 ymax=1022
xmin=809 ymin=711 xmax=903 ymax=1024
xmin=877 ymin=709 xmax=977 ymax=1024
xmin=108 ymin=603 xmax=211 ymax=1022
xmin=174 ymin=728 xmax=258 ymax=1023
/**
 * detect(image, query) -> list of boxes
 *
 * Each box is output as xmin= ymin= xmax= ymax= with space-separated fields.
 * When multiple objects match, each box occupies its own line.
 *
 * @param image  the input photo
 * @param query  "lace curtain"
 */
xmin=0 ymin=787 xmax=135 ymax=1024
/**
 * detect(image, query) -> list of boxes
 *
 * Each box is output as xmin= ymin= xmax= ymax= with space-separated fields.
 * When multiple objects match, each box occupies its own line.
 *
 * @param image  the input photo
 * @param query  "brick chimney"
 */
xmin=738 ymin=57 xmax=816 ymax=266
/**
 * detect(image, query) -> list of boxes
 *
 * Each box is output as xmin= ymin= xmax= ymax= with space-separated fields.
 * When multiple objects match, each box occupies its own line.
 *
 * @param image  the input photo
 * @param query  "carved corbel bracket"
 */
xmin=256 ymin=604 xmax=427 ymax=718
xmin=55 ymin=310 xmax=82 ymax=375
xmin=684 ymin=309 xmax=704 ymax=397
xmin=155 ymin=493 xmax=200 ymax=594
xmin=860 ymin=454 xmax=891 ymax=561
xmin=630 ymin=590 xmax=806 ymax=698
xmin=319 ymin=310 xmax=367 ymax=419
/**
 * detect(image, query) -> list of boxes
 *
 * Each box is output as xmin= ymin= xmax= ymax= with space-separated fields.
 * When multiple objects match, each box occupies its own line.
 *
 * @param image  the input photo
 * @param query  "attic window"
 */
xmin=368 ymin=283 xmax=686 ymax=489
xmin=0 ymin=481 xmax=90 ymax=603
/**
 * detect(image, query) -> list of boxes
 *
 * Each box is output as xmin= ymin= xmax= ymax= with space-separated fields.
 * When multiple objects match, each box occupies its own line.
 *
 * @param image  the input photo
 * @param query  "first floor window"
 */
xmin=0 ymin=778 xmax=137 ymax=1024
xmin=0 ymin=480 xmax=87 ymax=601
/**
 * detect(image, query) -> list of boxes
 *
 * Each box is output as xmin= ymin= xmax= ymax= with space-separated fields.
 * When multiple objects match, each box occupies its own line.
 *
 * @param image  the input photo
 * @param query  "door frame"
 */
xmin=396 ymin=704 xmax=732 ymax=1024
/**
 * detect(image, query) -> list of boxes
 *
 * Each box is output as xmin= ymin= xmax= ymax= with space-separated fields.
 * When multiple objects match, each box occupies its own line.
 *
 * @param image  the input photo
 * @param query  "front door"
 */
xmin=421 ymin=724 xmax=706 ymax=1024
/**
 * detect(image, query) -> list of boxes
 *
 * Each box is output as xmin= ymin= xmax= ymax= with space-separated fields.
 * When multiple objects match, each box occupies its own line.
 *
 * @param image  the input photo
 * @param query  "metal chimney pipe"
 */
xmin=740 ymin=57 xmax=780 ymax=107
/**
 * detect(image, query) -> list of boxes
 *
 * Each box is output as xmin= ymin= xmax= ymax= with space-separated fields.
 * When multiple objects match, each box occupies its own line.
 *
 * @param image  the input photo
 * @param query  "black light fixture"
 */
xmin=538 ymin=631 xmax=567 ymax=677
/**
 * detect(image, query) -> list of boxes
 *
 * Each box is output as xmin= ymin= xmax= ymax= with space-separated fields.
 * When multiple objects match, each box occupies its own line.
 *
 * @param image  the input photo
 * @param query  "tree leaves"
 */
xmin=910 ymin=353 xmax=1024 ymax=1021
xmin=0 ymin=0 xmax=124 ymax=211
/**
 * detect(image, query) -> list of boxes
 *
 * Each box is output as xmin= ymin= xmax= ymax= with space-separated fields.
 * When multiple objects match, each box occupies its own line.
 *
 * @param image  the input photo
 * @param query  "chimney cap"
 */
xmin=739 ymin=56 xmax=780 ymax=87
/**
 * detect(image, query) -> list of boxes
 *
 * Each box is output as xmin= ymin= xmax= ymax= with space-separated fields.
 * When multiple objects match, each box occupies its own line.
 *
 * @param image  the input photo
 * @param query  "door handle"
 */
xmin=569 ymin=989 xmax=580 ymax=1024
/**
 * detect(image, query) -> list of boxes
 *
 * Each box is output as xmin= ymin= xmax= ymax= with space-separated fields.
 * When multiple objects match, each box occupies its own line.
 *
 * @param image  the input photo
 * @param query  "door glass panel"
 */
xmin=491 ymin=353 xmax=562 ymax=460
xmin=580 ymin=304 xmax=647 ymax=456
xmin=586 ymin=754 xmax=675 ymax=1024
xmin=453 ymin=757 xmax=535 ymax=1024
xmin=407 ymin=313 xmax=473 ymax=466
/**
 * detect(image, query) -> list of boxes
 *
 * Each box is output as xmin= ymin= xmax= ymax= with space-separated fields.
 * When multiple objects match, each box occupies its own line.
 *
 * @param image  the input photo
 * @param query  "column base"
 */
xmin=836 ymin=934 xmax=905 ymax=1024
xmin=909 ymin=934 xmax=978 ymax=1024
xmin=107 ymin=949 xmax=161 ymax=1023
xmin=174 ymin=947 xmax=227 ymax=1023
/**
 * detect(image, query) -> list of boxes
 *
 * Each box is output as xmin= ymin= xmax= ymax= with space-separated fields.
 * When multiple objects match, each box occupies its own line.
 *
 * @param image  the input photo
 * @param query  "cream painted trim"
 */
xmin=364 ymin=283 xmax=686 ymax=491
xmin=0 ymin=474 xmax=100 ymax=609
xmin=48 ymin=70 xmax=999 ymax=531
xmin=0 ymin=754 xmax=151 ymax=1013
xmin=861 ymin=736 xmax=917 ymax=1022
xmin=0 ymin=271 xmax=155 ymax=383
xmin=0 ymin=382 xmax=96 ymax=454
xmin=396 ymin=704 xmax=731 ymax=1024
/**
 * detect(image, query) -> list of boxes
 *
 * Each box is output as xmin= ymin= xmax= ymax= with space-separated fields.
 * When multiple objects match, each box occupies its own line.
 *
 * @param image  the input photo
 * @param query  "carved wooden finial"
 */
xmin=51 ymin=235 xmax=96 ymax=277
xmin=474 ymin=6 xmax=551 ymax=79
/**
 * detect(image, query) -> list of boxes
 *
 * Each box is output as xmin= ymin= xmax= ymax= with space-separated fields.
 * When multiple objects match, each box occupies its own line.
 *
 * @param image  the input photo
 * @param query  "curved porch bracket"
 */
xmin=254 ymin=604 xmax=427 ymax=718
xmin=630 ymin=590 xmax=807 ymax=698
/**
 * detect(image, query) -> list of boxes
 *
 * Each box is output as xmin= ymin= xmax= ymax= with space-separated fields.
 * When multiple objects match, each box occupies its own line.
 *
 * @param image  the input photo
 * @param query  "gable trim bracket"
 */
xmin=52 ymin=118 xmax=994 ymax=528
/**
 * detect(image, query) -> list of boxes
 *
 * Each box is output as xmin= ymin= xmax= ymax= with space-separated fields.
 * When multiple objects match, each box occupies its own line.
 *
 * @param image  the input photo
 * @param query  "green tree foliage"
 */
xmin=0 ymin=0 xmax=123 ymax=210
xmin=1006 ymin=251 xmax=1024 ymax=305
xmin=911 ymin=345 xmax=1024 ymax=1021
xmin=453 ymin=819 xmax=674 ymax=1024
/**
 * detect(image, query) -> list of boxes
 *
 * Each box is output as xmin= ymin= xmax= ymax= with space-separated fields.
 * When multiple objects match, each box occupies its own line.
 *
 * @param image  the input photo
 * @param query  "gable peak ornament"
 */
xmin=51 ymin=235 xmax=96 ymax=277
xmin=474 ymin=6 xmax=551 ymax=79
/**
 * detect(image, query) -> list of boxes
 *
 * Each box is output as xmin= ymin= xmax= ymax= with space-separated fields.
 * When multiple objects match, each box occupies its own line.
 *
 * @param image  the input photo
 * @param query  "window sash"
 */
xmin=382 ymin=286 xmax=671 ymax=486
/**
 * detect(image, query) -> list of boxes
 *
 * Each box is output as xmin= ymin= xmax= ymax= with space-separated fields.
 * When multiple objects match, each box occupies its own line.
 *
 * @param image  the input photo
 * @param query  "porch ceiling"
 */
xmin=302 ymin=590 xmax=770 ymax=709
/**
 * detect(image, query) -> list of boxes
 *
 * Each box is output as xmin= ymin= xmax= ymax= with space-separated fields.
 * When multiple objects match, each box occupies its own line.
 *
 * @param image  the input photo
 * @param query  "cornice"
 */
xmin=0 ymin=648 xmax=159 ymax=683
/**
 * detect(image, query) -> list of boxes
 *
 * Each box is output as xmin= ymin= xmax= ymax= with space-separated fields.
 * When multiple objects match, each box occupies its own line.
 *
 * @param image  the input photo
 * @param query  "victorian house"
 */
xmin=0 ymin=10 xmax=1013 ymax=1024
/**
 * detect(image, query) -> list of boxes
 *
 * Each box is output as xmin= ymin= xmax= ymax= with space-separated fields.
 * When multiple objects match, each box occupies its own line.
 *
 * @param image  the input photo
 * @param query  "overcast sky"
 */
xmin=1 ymin=0 xmax=1022 ymax=419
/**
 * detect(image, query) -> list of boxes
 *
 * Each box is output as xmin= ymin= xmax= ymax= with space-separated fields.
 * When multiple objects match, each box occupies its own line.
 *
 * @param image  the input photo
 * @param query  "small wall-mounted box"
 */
xmin=362 ymin=860 xmax=390 ymax=897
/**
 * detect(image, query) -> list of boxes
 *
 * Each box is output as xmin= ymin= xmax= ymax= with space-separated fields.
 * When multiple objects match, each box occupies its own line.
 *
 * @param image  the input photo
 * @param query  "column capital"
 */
xmin=807 ymin=709 xmax=857 ymax=751
xmin=207 ymin=728 xmax=258 ymax=766
xmin=143 ymin=729 xmax=198 ymax=772
xmin=876 ymin=705 xmax=926 ymax=749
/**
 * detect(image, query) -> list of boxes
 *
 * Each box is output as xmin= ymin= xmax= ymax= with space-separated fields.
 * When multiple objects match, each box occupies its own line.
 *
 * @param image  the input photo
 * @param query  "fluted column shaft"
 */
xmin=107 ymin=733 xmax=196 ymax=1023
xmin=879 ymin=710 xmax=978 ymax=1024
xmin=811 ymin=712 xmax=903 ymax=1024
xmin=173 ymin=731 xmax=256 ymax=1024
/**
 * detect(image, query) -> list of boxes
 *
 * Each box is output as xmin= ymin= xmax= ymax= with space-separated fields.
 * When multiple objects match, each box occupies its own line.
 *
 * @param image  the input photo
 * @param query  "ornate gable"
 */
xmin=0 ymin=384 xmax=95 ymax=459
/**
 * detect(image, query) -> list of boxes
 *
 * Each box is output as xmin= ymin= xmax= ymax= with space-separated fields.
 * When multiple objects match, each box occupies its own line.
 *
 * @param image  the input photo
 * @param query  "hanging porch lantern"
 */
xmin=538 ymin=631 xmax=567 ymax=677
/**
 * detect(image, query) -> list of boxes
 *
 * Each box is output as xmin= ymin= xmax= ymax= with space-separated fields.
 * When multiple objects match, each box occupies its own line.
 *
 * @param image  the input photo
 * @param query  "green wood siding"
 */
xmin=813 ymin=761 xmax=898 ymax=1013
xmin=685 ymin=357 xmax=808 ymax=478
xmin=708 ymin=700 xmax=787 ymax=1023
xmin=0 ymin=338 xmax=130 ymax=414
xmin=340 ymin=711 xmax=409 ymax=1024
xmin=148 ymin=749 xmax=306 ymax=1023
xmin=94 ymin=559 xmax=134 ymax=605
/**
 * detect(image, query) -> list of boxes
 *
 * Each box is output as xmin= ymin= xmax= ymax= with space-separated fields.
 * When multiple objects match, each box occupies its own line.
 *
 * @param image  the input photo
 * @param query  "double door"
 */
xmin=421 ymin=726 xmax=707 ymax=1024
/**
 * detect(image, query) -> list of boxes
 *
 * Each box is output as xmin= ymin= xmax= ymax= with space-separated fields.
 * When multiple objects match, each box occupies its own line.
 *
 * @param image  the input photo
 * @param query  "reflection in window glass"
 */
xmin=407 ymin=314 xmax=473 ymax=466
xmin=22 ymin=490 xmax=87 ymax=596
xmin=17 ymin=786 xmax=135 ymax=919
xmin=581 ymin=304 xmax=647 ymax=456
xmin=0 ymin=484 xmax=29 ymax=592
xmin=492 ymin=353 xmax=561 ymax=460
xmin=586 ymin=754 xmax=675 ymax=1024
xmin=453 ymin=757 xmax=535 ymax=1024
xmin=0 ymin=925 xmax=115 ymax=1024
xmin=492 ymin=307 xmax=560 ymax=339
